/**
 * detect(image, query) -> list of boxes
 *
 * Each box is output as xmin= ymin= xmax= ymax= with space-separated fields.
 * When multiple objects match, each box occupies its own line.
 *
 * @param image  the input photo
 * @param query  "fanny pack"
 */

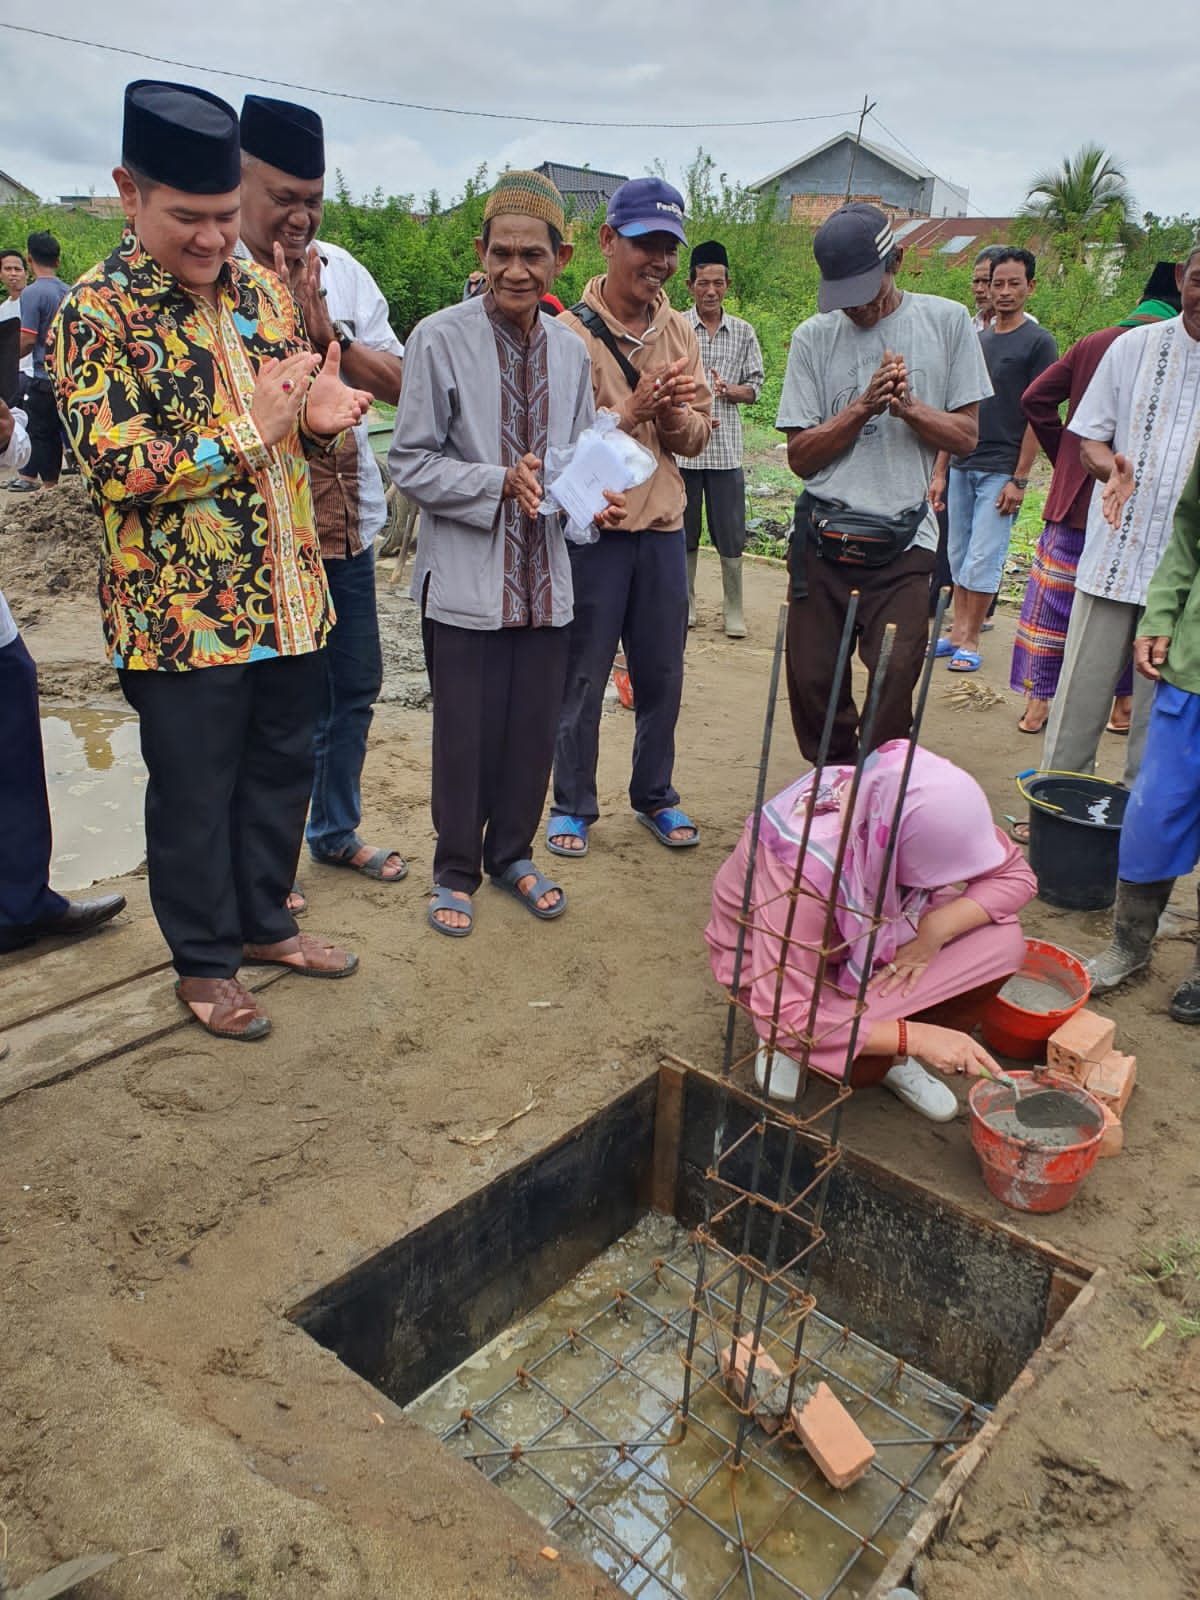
xmin=789 ymin=491 xmax=927 ymax=600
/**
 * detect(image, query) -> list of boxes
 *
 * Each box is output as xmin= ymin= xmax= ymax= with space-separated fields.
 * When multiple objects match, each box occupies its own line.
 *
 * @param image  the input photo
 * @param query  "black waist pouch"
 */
xmin=788 ymin=491 xmax=927 ymax=599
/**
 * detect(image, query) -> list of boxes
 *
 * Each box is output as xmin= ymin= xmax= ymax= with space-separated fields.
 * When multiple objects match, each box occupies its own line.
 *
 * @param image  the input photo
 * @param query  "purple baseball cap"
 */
xmin=605 ymin=177 xmax=688 ymax=245
xmin=813 ymin=202 xmax=896 ymax=312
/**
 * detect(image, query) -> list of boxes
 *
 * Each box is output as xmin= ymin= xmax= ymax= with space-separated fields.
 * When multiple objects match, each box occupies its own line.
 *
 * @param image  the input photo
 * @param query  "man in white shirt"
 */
xmin=0 ymin=399 xmax=126 ymax=956
xmin=238 ymin=96 xmax=408 ymax=906
xmin=1041 ymin=247 xmax=1200 ymax=785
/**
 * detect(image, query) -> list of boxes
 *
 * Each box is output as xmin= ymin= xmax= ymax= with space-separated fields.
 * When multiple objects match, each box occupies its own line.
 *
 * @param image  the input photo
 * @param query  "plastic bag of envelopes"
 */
xmin=540 ymin=409 xmax=656 ymax=544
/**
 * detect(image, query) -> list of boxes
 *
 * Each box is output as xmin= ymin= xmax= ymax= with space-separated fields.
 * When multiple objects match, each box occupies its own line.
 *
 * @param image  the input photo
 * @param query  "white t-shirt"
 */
xmin=776 ymin=291 xmax=992 ymax=549
xmin=316 ymin=240 xmax=405 ymax=547
xmin=0 ymin=406 xmax=30 ymax=647
xmin=1072 ymin=316 xmax=1200 ymax=605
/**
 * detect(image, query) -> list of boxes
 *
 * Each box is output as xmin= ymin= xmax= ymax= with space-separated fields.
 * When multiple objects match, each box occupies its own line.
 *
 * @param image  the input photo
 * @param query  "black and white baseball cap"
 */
xmin=813 ymin=203 xmax=896 ymax=313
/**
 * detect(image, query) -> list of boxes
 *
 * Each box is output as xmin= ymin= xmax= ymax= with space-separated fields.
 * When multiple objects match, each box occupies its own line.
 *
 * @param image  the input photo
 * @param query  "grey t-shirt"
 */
xmin=954 ymin=315 xmax=1058 ymax=474
xmin=20 ymin=275 xmax=68 ymax=379
xmin=776 ymin=292 xmax=992 ymax=548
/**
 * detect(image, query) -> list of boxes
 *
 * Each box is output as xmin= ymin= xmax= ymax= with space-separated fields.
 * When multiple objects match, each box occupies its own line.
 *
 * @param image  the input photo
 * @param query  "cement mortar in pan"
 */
xmin=408 ymin=1215 xmax=984 ymax=1600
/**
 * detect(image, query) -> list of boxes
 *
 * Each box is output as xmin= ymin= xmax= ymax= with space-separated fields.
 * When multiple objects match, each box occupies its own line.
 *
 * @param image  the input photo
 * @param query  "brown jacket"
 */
xmin=559 ymin=276 xmax=712 ymax=533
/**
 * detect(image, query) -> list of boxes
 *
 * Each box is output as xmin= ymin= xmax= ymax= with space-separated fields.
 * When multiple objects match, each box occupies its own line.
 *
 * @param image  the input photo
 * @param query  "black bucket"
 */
xmin=1016 ymin=770 xmax=1129 ymax=911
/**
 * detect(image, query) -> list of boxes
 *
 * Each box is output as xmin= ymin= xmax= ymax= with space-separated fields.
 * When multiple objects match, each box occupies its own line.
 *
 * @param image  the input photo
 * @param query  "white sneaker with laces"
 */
xmin=882 ymin=1056 xmax=959 ymax=1122
xmin=754 ymin=1043 xmax=801 ymax=1100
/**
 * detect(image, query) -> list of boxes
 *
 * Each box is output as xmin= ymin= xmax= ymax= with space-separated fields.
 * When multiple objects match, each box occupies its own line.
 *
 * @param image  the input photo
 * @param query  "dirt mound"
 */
xmin=0 ymin=476 xmax=104 ymax=625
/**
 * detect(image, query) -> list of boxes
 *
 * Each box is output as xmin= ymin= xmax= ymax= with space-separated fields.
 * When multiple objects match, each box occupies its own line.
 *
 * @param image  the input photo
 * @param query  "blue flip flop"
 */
xmin=933 ymin=636 xmax=957 ymax=658
xmin=546 ymin=816 xmax=589 ymax=858
xmin=490 ymin=859 xmax=567 ymax=920
xmin=428 ymin=884 xmax=473 ymax=938
xmin=947 ymin=648 xmax=982 ymax=673
xmin=636 ymin=807 xmax=700 ymax=848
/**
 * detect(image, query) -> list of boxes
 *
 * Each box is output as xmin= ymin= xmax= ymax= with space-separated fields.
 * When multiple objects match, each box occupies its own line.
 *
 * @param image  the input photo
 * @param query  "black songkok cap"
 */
xmin=240 ymin=95 xmax=325 ymax=181
xmin=1141 ymin=260 xmax=1183 ymax=312
xmin=122 ymin=80 xmax=240 ymax=194
xmin=689 ymin=239 xmax=729 ymax=276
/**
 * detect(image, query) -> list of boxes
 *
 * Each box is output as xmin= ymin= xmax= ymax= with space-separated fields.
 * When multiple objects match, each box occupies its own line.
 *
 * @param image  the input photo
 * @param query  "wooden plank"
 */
xmin=650 ymin=1060 xmax=687 ymax=1216
xmin=0 ymin=965 xmax=287 ymax=1104
xmin=0 ymin=882 xmax=167 ymax=1032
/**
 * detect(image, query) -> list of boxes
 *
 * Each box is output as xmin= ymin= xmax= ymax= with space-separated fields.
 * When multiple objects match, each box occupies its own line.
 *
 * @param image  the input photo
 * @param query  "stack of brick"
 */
xmin=1045 ymin=1008 xmax=1135 ymax=1157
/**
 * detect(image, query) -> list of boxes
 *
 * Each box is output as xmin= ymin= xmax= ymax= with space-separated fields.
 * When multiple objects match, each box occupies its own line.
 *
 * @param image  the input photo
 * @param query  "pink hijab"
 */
xmin=758 ymin=741 xmax=1005 ymax=983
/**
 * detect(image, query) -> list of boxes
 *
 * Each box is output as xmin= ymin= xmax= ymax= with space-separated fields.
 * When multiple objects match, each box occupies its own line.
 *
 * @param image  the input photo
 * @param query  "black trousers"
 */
xmin=119 ymin=653 xmax=323 ymax=978
xmin=423 ymin=618 xmax=569 ymax=895
xmin=786 ymin=543 xmax=935 ymax=764
xmin=0 ymin=633 xmax=69 ymax=933
xmin=21 ymin=377 xmax=62 ymax=485
xmin=682 ymin=467 xmax=747 ymax=557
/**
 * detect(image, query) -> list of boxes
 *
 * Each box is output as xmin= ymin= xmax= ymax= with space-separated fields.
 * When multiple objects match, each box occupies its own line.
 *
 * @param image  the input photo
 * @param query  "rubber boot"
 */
xmin=686 ymin=548 xmax=698 ymax=629
xmin=720 ymin=556 xmax=746 ymax=639
xmin=1086 ymin=877 xmax=1174 ymax=992
xmin=1169 ymin=883 xmax=1200 ymax=1023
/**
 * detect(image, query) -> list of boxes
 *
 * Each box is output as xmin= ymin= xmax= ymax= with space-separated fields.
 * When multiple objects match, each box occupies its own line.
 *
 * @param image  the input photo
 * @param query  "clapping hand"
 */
xmin=1101 ymin=452 xmax=1136 ymax=529
xmin=503 ymin=452 xmax=543 ymax=518
xmin=304 ymin=343 xmax=373 ymax=438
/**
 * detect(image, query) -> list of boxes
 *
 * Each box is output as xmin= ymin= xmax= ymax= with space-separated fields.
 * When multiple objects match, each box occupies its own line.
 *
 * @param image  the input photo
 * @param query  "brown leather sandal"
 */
xmin=241 ymin=933 xmax=359 ymax=979
xmin=176 ymin=976 xmax=272 ymax=1041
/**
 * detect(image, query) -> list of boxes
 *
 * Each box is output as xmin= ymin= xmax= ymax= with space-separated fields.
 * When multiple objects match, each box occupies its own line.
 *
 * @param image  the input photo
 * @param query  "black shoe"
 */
xmin=0 ymin=893 xmax=127 ymax=953
xmin=1169 ymin=971 xmax=1200 ymax=1024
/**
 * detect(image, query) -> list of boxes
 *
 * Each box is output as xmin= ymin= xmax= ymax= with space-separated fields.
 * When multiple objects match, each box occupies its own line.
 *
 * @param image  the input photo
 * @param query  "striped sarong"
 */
xmin=1010 ymin=521 xmax=1132 ymax=699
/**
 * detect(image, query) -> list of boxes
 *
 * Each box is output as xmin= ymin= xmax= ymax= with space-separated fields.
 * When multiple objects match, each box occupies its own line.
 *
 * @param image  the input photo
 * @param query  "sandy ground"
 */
xmin=2 ymin=486 xmax=1199 ymax=1598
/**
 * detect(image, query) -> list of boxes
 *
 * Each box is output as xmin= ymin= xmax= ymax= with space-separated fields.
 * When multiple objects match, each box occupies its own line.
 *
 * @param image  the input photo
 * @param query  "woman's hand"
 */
xmin=907 ymin=1022 xmax=999 ymax=1078
xmin=874 ymin=932 xmax=941 ymax=998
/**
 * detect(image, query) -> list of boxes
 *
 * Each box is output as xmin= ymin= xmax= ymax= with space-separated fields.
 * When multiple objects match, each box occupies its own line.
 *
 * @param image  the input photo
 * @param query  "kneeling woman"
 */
xmin=706 ymin=742 xmax=1036 ymax=1121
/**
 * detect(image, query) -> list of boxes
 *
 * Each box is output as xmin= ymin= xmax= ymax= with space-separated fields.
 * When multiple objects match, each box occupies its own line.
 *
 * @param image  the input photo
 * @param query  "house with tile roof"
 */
xmin=534 ymin=162 xmax=628 ymax=220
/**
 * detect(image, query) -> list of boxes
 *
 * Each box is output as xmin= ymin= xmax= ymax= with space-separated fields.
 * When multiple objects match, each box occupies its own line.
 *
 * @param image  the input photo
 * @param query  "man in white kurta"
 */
xmin=1042 ymin=253 xmax=1200 ymax=785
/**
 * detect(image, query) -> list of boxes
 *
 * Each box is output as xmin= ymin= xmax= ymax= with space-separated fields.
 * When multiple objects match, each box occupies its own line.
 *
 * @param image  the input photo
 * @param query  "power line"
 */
xmin=0 ymin=23 xmax=859 ymax=132
xmin=867 ymin=110 xmax=993 ymax=218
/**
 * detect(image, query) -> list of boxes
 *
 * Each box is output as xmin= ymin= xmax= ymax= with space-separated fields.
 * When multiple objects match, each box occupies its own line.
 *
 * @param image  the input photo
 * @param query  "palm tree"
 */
xmin=1021 ymin=144 xmax=1136 ymax=241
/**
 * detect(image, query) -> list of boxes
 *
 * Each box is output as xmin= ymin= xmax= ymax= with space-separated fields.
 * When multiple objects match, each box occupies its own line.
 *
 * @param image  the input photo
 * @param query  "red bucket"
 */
xmin=980 ymin=938 xmax=1090 ymax=1060
xmin=968 ymin=1071 xmax=1105 ymax=1213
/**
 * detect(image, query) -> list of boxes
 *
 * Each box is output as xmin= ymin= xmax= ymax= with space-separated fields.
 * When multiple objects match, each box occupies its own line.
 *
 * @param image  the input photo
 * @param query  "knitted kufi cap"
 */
xmin=483 ymin=170 xmax=566 ymax=236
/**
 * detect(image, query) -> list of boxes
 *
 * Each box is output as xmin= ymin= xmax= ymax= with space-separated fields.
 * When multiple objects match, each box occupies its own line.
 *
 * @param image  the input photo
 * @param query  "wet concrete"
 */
xmin=41 ymin=707 xmax=145 ymax=891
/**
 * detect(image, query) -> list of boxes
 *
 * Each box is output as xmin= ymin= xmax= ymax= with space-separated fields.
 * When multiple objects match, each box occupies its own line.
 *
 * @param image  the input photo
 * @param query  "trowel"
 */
xmin=975 ymin=1060 xmax=1090 ymax=1133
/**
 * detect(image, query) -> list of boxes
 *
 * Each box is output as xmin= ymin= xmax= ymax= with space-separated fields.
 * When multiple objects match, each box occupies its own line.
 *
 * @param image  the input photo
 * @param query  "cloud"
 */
xmin=2 ymin=0 xmax=1197 ymax=222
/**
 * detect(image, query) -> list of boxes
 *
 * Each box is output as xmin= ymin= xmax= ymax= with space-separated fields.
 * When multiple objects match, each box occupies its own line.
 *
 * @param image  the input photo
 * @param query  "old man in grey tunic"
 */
xmin=390 ymin=170 xmax=623 ymax=937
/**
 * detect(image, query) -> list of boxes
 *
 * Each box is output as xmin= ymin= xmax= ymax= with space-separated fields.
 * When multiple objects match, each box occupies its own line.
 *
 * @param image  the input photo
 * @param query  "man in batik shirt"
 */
xmin=390 ymin=171 xmax=623 ymax=937
xmin=51 ymin=80 xmax=372 ymax=1041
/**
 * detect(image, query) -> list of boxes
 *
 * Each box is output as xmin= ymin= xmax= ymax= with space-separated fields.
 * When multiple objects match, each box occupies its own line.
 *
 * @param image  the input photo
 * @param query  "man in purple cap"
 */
xmin=549 ymin=177 xmax=712 ymax=859
xmin=777 ymin=202 xmax=991 ymax=761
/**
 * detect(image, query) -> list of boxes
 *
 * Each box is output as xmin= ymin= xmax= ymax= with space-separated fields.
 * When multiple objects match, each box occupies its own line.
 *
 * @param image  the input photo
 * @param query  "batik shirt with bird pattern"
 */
xmin=50 ymin=229 xmax=333 ymax=671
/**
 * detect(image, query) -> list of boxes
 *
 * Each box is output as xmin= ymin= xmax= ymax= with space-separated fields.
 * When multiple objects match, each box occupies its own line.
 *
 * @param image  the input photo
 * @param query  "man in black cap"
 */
xmin=50 ymin=80 xmax=373 ymax=1041
xmin=677 ymin=240 xmax=764 ymax=637
xmin=238 ymin=95 xmax=407 ymax=908
xmin=776 ymin=202 xmax=991 ymax=761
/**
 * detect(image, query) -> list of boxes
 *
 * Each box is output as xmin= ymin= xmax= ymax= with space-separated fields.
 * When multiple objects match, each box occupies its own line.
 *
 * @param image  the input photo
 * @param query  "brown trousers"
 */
xmin=850 ymin=978 xmax=1005 ymax=1087
xmin=786 ymin=542 xmax=935 ymax=764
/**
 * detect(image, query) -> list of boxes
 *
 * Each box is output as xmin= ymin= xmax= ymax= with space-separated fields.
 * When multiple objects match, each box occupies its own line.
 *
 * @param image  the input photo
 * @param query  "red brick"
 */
xmin=791 ymin=1380 xmax=876 ymax=1490
xmin=1047 ymin=1010 xmax=1117 ymax=1079
xmin=1097 ymin=1103 xmax=1124 ymax=1158
xmin=1084 ymin=1051 xmax=1137 ymax=1117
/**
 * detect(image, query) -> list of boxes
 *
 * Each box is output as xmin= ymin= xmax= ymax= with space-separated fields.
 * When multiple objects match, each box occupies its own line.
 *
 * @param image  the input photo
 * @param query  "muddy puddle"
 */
xmin=41 ymin=708 xmax=146 ymax=891
xmin=409 ymin=1214 xmax=981 ymax=1598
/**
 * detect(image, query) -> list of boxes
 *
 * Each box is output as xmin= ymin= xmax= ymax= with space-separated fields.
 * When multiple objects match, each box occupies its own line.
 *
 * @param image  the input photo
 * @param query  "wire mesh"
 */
xmin=423 ymin=592 xmax=972 ymax=1597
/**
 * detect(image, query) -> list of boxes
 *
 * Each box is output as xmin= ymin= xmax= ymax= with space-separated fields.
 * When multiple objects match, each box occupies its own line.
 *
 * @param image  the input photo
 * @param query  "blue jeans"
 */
xmin=306 ymin=544 xmax=384 ymax=860
xmin=947 ymin=468 xmax=1015 ymax=593
xmin=552 ymin=527 xmax=688 ymax=822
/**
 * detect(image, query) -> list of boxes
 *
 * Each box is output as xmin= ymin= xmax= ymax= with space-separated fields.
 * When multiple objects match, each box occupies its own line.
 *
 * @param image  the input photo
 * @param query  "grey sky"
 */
xmin=2 ymin=0 xmax=1196 ymax=223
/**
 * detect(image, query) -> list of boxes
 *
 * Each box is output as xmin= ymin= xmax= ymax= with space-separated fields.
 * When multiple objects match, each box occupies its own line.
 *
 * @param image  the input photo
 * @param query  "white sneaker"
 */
xmin=882 ymin=1057 xmax=959 ymax=1122
xmin=754 ymin=1043 xmax=801 ymax=1100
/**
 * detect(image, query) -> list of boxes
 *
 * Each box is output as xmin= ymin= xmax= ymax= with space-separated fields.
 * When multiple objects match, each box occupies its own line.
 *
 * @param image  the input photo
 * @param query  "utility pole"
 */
xmin=843 ymin=94 xmax=877 ymax=204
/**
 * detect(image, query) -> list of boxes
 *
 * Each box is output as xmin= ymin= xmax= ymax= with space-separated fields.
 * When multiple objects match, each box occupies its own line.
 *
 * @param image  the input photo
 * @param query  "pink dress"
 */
xmin=705 ymin=748 xmax=1036 ymax=1080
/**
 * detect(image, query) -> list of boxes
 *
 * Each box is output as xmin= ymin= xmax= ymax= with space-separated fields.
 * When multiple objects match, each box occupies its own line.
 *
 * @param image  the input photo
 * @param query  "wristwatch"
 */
xmin=331 ymin=319 xmax=355 ymax=354
xmin=1011 ymin=476 xmax=1030 ymax=490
